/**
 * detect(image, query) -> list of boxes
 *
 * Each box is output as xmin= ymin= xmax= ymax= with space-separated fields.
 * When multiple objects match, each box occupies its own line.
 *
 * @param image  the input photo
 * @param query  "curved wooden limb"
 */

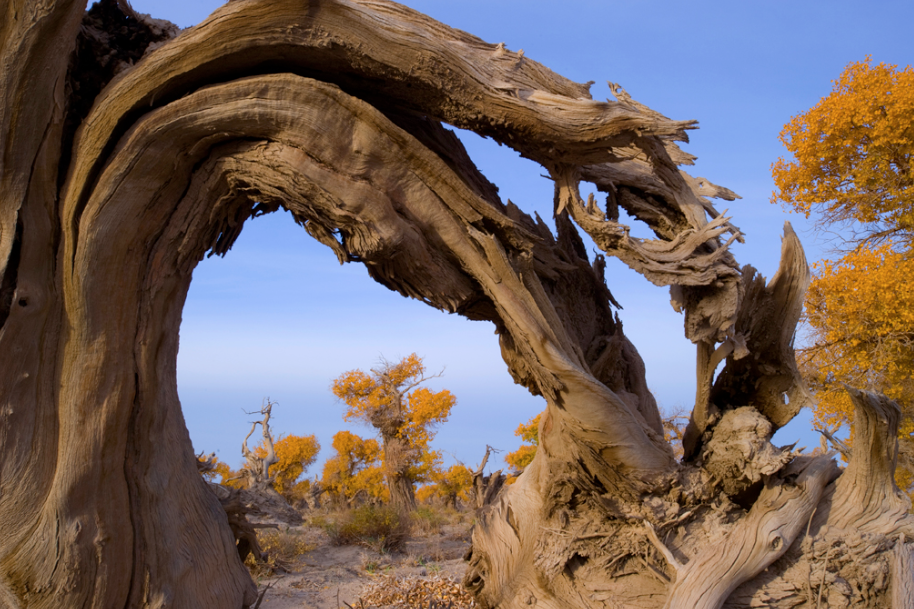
xmin=827 ymin=387 xmax=914 ymax=535
xmin=49 ymin=67 xmax=674 ymax=608
xmin=662 ymin=455 xmax=835 ymax=609
xmin=556 ymin=166 xmax=744 ymax=363
xmin=67 ymin=0 xmax=695 ymax=219
xmin=685 ymin=223 xmax=812 ymax=458
xmin=709 ymin=223 xmax=812 ymax=428
xmin=558 ymin=168 xmax=739 ymax=288
xmin=580 ymin=161 xmax=742 ymax=243
xmin=240 ymin=399 xmax=278 ymax=484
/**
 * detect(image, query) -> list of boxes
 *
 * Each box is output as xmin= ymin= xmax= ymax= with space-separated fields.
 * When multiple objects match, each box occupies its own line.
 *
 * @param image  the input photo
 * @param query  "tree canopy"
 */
xmin=504 ymin=413 xmax=540 ymax=474
xmin=321 ymin=430 xmax=387 ymax=505
xmin=332 ymin=354 xmax=454 ymax=512
xmin=772 ymin=58 xmax=914 ymax=249
xmin=418 ymin=463 xmax=473 ymax=509
xmin=772 ymin=58 xmax=914 ymax=493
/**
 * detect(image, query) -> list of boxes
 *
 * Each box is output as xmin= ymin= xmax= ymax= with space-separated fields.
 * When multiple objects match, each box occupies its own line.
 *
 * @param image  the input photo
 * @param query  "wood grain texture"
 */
xmin=1 ymin=1 xmax=912 ymax=607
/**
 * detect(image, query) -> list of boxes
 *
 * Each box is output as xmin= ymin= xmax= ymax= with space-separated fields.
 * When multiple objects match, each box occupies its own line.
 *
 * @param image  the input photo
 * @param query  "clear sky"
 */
xmin=127 ymin=0 xmax=914 ymax=475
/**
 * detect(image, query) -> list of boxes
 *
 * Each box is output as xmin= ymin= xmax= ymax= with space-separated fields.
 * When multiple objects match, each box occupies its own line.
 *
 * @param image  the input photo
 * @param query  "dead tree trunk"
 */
xmin=472 ymin=445 xmax=505 ymax=510
xmin=240 ymin=399 xmax=279 ymax=493
xmin=1 ymin=1 xmax=910 ymax=607
xmin=234 ymin=399 xmax=302 ymax=525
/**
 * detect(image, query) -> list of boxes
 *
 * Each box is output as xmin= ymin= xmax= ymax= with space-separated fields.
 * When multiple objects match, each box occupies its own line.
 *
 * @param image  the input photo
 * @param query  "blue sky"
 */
xmin=128 ymin=0 xmax=914 ymax=474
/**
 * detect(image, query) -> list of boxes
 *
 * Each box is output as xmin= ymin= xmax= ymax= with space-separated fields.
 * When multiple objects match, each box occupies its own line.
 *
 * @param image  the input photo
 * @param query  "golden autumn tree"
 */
xmin=197 ymin=454 xmax=242 ymax=487
xmin=320 ymin=430 xmax=387 ymax=505
xmin=253 ymin=434 xmax=321 ymax=502
xmin=331 ymin=354 xmax=454 ymax=513
xmin=772 ymin=58 xmax=914 ymax=492
xmin=419 ymin=464 xmax=473 ymax=509
xmin=505 ymin=413 xmax=541 ymax=474
xmin=772 ymin=58 xmax=914 ymax=249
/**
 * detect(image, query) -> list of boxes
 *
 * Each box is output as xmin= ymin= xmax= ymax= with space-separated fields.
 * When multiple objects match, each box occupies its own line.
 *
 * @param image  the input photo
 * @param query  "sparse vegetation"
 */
xmin=243 ymin=526 xmax=317 ymax=577
xmin=359 ymin=574 xmax=477 ymax=609
xmin=329 ymin=504 xmax=410 ymax=553
xmin=411 ymin=505 xmax=448 ymax=536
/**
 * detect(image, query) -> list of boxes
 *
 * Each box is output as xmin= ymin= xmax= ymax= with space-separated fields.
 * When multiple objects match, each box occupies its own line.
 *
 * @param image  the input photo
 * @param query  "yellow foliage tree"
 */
xmin=194 ymin=455 xmax=250 ymax=491
xmin=253 ymin=434 xmax=321 ymax=502
xmin=320 ymin=430 xmax=387 ymax=505
xmin=505 ymin=413 xmax=540 ymax=474
xmin=212 ymin=459 xmax=243 ymax=488
xmin=772 ymin=58 xmax=914 ymax=494
xmin=419 ymin=464 xmax=473 ymax=509
xmin=332 ymin=354 xmax=454 ymax=513
xmin=772 ymin=58 xmax=914 ymax=249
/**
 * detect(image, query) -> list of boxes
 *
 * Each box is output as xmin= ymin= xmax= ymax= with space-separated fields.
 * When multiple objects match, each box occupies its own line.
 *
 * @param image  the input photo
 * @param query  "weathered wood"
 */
xmin=662 ymin=455 xmax=835 ymax=609
xmin=894 ymin=537 xmax=914 ymax=609
xmin=240 ymin=400 xmax=279 ymax=490
xmin=827 ymin=387 xmax=913 ymax=535
xmin=2 ymin=1 xmax=913 ymax=607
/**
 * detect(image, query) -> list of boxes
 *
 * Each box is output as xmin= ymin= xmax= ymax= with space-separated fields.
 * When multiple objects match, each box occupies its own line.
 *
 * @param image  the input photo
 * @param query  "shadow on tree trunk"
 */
xmin=1 ymin=1 xmax=911 ymax=607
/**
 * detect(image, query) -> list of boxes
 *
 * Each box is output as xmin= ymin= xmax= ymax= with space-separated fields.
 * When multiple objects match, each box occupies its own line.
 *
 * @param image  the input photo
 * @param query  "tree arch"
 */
xmin=1 ymin=1 xmax=911 ymax=607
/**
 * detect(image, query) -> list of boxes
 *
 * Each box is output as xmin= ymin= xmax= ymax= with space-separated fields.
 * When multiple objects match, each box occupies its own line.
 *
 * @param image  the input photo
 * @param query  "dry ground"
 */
xmin=249 ymin=508 xmax=476 ymax=609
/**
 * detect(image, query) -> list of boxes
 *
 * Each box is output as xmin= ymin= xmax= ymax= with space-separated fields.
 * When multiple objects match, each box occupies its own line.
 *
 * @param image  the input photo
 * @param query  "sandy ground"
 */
xmin=253 ymin=516 xmax=473 ymax=608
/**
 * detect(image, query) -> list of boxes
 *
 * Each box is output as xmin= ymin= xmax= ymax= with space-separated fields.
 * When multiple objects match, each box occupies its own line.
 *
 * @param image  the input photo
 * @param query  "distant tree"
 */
xmin=196 ymin=453 xmax=242 ymax=486
xmin=253 ymin=433 xmax=321 ymax=502
xmin=505 ymin=413 xmax=541 ymax=474
xmin=772 ymin=58 xmax=914 ymax=250
xmin=237 ymin=399 xmax=280 ymax=494
xmin=420 ymin=464 xmax=473 ymax=509
xmin=416 ymin=484 xmax=437 ymax=505
xmin=213 ymin=459 xmax=245 ymax=488
xmin=321 ymin=430 xmax=387 ymax=505
xmin=661 ymin=406 xmax=690 ymax=461
xmin=771 ymin=58 xmax=914 ymax=493
xmin=332 ymin=354 xmax=454 ymax=513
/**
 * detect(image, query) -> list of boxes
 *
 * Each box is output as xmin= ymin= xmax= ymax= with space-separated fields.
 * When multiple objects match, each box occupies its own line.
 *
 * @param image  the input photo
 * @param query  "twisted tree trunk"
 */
xmin=381 ymin=432 xmax=419 ymax=514
xmin=1 ymin=1 xmax=910 ymax=608
xmin=238 ymin=401 xmax=275 ymax=487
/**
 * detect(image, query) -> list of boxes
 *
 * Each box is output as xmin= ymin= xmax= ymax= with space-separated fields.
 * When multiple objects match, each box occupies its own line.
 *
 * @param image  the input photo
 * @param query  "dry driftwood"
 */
xmin=471 ymin=446 xmax=506 ymax=511
xmin=1 ymin=1 xmax=911 ymax=607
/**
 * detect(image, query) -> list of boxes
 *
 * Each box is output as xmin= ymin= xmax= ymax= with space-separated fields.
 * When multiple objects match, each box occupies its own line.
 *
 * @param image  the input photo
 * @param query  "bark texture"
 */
xmin=0 ymin=1 xmax=911 ymax=608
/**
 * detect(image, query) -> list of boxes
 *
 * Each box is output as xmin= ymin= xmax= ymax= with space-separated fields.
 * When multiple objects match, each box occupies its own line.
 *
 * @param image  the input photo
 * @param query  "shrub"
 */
xmin=411 ymin=505 xmax=446 ymax=536
xmin=331 ymin=504 xmax=409 ymax=552
xmin=259 ymin=527 xmax=314 ymax=560
xmin=243 ymin=526 xmax=315 ymax=578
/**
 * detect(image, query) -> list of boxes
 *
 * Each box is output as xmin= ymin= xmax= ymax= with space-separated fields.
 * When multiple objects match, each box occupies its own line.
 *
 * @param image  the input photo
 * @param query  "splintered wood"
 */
xmin=0 ymin=0 xmax=911 ymax=607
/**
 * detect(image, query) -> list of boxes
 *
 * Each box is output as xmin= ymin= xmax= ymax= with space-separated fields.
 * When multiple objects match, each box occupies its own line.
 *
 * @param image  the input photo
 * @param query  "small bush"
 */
xmin=331 ymin=504 xmax=409 ymax=552
xmin=411 ymin=506 xmax=446 ymax=536
xmin=259 ymin=527 xmax=314 ymax=561
xmin=243 ymin=527 xmax=315 ymax=578
xmin=309 ymin=513 xmax=339 ymax=539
